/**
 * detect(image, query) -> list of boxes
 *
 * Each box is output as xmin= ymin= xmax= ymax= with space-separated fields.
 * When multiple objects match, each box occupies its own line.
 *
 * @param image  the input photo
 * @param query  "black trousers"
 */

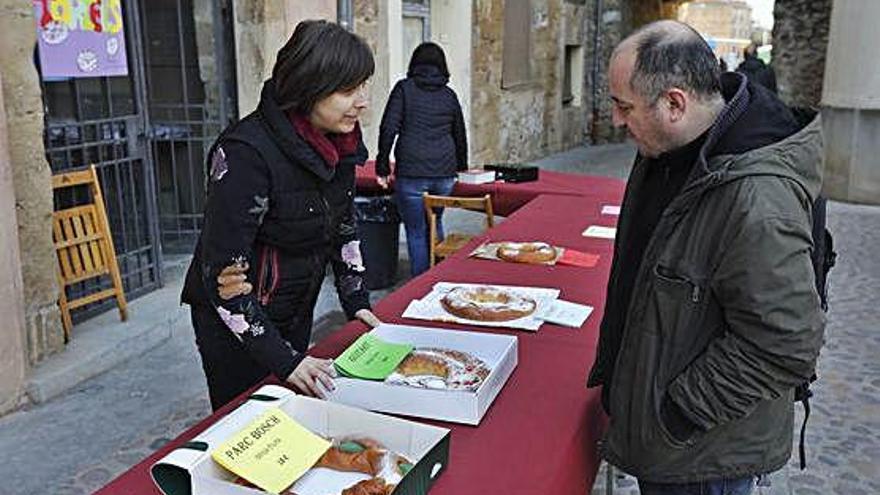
xmin=190 ymin=306 xmax=271 ymax=411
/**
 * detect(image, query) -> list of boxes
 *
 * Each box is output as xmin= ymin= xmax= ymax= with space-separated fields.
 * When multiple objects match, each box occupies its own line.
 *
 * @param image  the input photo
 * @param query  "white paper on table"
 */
xmin=582 ymin=225 xmax=617 ymax=239
xmin=535 ymin=299 xmax=594 ymax=328
xmin=601 ymin=205 xmax=621 ymax=216
xmin=401 ymin=282 xmax=561 ymax=331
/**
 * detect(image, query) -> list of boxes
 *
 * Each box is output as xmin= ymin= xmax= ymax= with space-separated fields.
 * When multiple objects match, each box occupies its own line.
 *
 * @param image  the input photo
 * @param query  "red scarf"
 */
xmin=288 ymin=111 xmax=361 ymax=168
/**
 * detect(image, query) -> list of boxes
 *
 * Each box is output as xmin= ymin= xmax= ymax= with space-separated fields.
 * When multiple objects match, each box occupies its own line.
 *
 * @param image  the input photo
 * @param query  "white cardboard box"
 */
xmin=151 ymin=385 xmax=450 ymax=495
xmin=329 ymin=324 xmax=518 ymax=425
xmin=457 ymin=169 xmax=496 ymax=184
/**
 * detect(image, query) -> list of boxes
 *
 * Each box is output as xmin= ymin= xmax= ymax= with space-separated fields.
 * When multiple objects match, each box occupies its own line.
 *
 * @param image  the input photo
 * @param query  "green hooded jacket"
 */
xmin=588 ymin=76 xmax=826 ymax=482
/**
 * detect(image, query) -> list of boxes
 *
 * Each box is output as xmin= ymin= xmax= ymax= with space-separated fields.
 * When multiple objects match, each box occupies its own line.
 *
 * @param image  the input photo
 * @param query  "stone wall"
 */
xmin=586 ymin=0 xmax=694 ymax=143
xmin=0 ymin=70 xmax=28 ymax=415
xmin=560 ymin=1 xmax=590 ymax=150
xmin=0 ymin=1 xmax=65 ymax=364
xmin=586 ymin=0 xmax=629 ymax=143
xmin=232 ymin=1 xmax=287 ymax=116
xmin=820 ymin=0 xmax=880 ymax=204
xmin=470 ymin=0 xmax=591 ymax=164
xmin=353 ymin=0 xmax=382 ymax=158
xmin=232 ymin=1 xmax=337 ymax=116
xmin=772 ymin=0 xmax=832 ymax=109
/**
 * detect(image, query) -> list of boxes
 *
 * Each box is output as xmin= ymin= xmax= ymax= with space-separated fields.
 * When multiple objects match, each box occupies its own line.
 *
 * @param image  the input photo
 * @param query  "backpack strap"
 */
xmin=797 ymin=383 xmax=814 ymax=470
xmin=795 ymin=372 xmax=817 ymax=469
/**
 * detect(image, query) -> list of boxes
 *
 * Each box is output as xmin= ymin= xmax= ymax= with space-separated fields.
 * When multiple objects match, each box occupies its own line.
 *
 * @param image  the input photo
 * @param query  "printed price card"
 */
xmin=211 ymin=408 xmax=330 ymax=494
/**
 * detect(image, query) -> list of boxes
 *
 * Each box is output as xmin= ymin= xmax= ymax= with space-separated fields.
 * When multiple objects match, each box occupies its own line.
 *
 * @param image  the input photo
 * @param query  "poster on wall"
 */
xmin=32 ymin=0 xmax=129 ymax=79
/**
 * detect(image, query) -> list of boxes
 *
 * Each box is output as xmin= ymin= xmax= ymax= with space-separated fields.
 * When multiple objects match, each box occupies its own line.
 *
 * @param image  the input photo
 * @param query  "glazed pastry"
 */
xmin=396 ymin=352 xmax=449 ymax=379
xmin=386 ymin=348 xmax=491 ymax=392
xmin=314 ymin=441 xmax=385 ymax=475
xmin=341 ymin=477 xmax=395 ymax=495
xmin=233 ymin=437 xmax=412 ymax=495
xmin=440 ymin=285 xmax=537 ymax=322
xmin=496 ymin=241 xmax=557 ymax=264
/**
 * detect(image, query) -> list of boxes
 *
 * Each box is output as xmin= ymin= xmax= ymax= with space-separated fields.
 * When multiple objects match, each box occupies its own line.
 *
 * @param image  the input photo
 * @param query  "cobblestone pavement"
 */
xmin=2 ymin=143 xmax=878 ymax=494
xmin=591 ymin=200 xmax=880 ymax=494
xmin=49 ymin=395 xmax=212 ymax=495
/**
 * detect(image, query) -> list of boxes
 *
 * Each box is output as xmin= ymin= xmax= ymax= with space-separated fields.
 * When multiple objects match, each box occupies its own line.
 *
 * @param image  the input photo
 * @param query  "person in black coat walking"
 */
xmin=181 ymin=20 xmax=382 ymax=410
xmin=376 ymin=42 xmax=468 ymax=276
xmin=736 ymin=43 xmax=777 ymax=93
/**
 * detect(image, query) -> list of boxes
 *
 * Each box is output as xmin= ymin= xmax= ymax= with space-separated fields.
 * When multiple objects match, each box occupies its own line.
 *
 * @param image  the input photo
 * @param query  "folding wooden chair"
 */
xmin=52 ymin=164 xmax=127 ymax=341
xmin=422 ymin=193 xmax=495 ymax=267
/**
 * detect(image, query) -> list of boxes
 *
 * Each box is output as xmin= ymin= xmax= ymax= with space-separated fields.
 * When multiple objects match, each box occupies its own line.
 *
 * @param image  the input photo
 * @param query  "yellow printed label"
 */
xmin=211 ymin=408 xmax=330 ymax=494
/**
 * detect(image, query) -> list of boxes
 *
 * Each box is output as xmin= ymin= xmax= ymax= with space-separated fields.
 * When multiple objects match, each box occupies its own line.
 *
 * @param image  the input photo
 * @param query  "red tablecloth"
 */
xmin=356 ymin=160 xmax=624 ymax=216
xmin=98 ymin=191 xmax=624 ymax=495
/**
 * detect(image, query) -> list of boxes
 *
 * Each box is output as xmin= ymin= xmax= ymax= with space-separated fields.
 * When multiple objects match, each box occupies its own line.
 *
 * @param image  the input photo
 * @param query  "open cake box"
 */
xmin=328 ymin=323 xmax=518 ymax=425
xmin=150 ymin=384 xmax=450 ymax=495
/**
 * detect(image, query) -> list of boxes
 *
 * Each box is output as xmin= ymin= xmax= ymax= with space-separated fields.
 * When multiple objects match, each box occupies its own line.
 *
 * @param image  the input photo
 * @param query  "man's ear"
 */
xmin=665 ymin=88 xmax=688 ymax=123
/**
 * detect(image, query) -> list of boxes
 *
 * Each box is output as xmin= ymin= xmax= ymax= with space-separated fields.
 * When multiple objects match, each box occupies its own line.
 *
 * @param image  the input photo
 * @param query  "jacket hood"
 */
xmin=408 ymin=64 xmax=449 ymax=90
xmin=690 ymin=72 xmax=823 ymax=203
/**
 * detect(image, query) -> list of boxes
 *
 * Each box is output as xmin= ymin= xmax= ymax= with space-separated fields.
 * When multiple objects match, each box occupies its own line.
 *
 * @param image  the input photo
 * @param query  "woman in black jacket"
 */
xmin=376 ymin=42 xmax=468 ymax=276
xmin=182 ymin=20 xmax=381 ymax=410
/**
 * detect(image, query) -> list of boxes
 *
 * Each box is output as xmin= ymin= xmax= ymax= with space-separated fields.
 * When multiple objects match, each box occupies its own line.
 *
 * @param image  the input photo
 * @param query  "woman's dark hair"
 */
xmin=407 ymin=42 xmax=449 ymax=78
xmin=272 ymin=20 xmax=375 ymax=113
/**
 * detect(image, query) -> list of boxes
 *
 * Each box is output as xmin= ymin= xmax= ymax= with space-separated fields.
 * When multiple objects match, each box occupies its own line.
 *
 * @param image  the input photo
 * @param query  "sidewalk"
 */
xmin=3 ymin=141 xmax=877 ymax=495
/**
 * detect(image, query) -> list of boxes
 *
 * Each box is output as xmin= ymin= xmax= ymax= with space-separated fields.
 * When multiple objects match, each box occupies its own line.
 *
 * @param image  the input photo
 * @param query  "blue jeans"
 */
xmin=638 ymin=477 xmax=754 ymax=495
xmin=394 ymin=176 xmax=456 ymax=276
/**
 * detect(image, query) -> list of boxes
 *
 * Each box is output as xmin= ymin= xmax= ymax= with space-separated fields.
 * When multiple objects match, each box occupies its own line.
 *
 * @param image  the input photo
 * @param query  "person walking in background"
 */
xmin=589 ymin=21 xmax=824 ymax=495
xmin=736 ymin=42 xmax=777 ymax=93
xmin=375 ymin=42 xmax=468 ymax=277
xmin=181 ymin=20 xmax=381 ymax=410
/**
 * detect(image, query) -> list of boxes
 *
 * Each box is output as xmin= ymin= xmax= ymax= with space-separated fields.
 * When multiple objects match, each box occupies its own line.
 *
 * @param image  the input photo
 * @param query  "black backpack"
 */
xmin=795 ymin=196 xmax=836 ymax=469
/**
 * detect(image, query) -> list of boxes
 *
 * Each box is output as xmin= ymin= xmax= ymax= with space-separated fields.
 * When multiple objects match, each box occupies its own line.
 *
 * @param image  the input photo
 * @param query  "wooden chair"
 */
xmin=52 ymin=164 xmax=128 ymax=341
xmin=423 ymin=193 xmax=494 ymax=267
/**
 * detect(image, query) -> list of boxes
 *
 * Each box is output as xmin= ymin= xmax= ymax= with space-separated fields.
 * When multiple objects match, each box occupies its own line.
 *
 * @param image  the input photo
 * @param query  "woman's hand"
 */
xmin=376 ymin=175 xmax=390 ymax=189
xmin=286 ymin=356 xmax=337 ymax=398
xmin=355 ymin=309 xmax=382 ymax=328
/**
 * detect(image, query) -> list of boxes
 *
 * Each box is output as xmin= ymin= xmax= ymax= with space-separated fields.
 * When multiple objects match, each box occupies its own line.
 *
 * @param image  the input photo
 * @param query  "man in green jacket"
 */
xmin=588 ymin=20 xmax=825 ymax=495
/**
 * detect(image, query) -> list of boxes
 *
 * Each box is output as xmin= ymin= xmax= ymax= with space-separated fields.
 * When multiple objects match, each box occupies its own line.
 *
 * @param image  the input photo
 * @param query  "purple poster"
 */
xmin=33 ymin=0 xmax=129 ymax=79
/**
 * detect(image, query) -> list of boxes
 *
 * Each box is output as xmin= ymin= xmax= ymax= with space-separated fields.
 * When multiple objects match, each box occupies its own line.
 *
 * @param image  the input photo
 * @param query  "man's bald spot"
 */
xmin=613 ymin=20 xmax=705 ymax=61
xmin=611 ymin=20 xmax=721 ymax=104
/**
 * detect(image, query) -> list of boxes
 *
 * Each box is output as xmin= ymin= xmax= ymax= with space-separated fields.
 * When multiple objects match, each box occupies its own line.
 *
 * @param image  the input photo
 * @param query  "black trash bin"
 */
xmin=353 ymin=195 xmax=400 ymax=290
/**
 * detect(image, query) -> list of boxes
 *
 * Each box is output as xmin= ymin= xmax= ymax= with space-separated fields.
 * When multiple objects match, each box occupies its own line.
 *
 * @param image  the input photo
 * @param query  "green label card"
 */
xmin=334 ymin=333 xmax=413 ymax=380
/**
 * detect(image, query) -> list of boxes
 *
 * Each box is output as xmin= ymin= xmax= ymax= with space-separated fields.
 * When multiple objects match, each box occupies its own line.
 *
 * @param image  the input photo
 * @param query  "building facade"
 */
xmin=678 ymin=0 xmax=753 ymax=69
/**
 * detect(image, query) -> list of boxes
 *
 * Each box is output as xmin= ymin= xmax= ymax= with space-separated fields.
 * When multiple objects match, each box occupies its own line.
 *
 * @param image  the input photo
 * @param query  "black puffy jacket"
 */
xmin=375 ymin=64 xmax=467 ymax=178
xmin=181 ymin=80 xmax=371 ymax=380
xmin=736 ymin=54 xmax=777 ymax=94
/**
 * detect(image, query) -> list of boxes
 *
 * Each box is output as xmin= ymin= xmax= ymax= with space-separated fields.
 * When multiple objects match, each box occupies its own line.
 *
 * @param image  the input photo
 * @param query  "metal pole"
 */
xmin=606 ymin=463 xmax=614 ymax=495
xmin=338 ymin=0 xmax=354 ymax=31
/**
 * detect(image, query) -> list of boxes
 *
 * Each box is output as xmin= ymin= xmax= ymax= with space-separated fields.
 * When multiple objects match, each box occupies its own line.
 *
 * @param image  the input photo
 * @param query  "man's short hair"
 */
xmin=625 ymin=21 xmax=722 ymax=104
